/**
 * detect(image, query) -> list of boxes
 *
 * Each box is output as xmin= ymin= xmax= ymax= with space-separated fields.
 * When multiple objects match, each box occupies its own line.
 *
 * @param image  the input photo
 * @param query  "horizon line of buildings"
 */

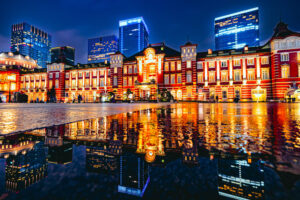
xmin=1 ymin=21 xmax=300 ymax=103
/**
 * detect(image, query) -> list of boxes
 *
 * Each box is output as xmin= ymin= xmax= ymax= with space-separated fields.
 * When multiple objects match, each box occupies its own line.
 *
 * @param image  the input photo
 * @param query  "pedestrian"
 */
xmin=216 ymin=95 xmax=219 ymax=102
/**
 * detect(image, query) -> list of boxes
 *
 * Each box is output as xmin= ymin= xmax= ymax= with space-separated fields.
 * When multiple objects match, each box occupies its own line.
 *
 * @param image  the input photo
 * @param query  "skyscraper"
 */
xmin=50 ymin=46 xmax=75 ymax=66
xmin=11 ymin=22 xmax=52 ymax=68
xmin=88 ymin=35 xmax=118 ymax=63
xmin=215 ymin=7 xmax=259 ymax=50
xmin=119 ymin=17 xmax=149 ymax=57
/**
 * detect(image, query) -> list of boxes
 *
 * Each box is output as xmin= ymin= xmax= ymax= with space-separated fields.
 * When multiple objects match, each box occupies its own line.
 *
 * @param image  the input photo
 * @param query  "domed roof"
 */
xmin=0 ymin=51 xmax=39 ymax=68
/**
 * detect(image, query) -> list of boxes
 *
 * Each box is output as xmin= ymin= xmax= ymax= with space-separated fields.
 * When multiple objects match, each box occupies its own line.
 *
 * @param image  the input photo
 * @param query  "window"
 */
xmin=197 ymin=62 xmax=203 ymax=69
xmin=165 ymin=62 xmax=169 ymax=71
xmin=100 ymin=69 xmax=104 ymax=76
xmin=55 ymin=80 xmax=59 ymax=88
xmin=247 ymin=58 xmax=254 ymax=65
xmin=56 ymin=72 xmax=60 ymax=79
xmin=85 ymin=79 xmax=89 ymax=87
xmin=281 ymin=53 xmax=289 ymax=62
xmin=164 ymin=74 xmax=169 ymax=84
xmin=65 ymin=80 xmax=69 ymax=88
xmin=128 ymin=66 xmax=132 ymax=74
xmin=49 ymin=81 xmax=53 ymax=89
xmin=113 ymin=77 xmax=118 ymax=86
xmin=92 ymin=79 xmax=97 ymax=87
xmin=221 ymin=61 xmax=227 ymax=67
xmin=209 ymin=72 xmax=215 ymax=82
xmin=187 ymin=61 xmax=191 ymax=68
xmin=262 ymin=68 xmax=269 ymax=80
xmin=196 ymin=72 xmax=203 ymax=83
xmin=281 ymin=65 xmax=290 ymax=78
xmin=233 ymin=59 xmax=241 ymax=66
xmin=208 ymin=62 xmax=215 ymax=68
xmin=261 ymin=57 xmax=269 ymax=65
xmin=100 ymin=78 xmax=104 ymax=87
xmin=247 ymin=69 xmax=255 ymax=80
xmin=78 ymin=79 xmax=83 ymax=88
xmin=114 ymin=67 xmax=117 ymax=74
xmin=72 ymin=72 xmax=76 ymax=78
xmin=49 ymin=73 xmax=53 ymax=79
xmin=79 ymin=72 xmax=82 ymax=78
xmin=234 ymin=70 xmax=241 ymax=81
xmin=177 ymin=74 xmax=182 ymax=83
xmin=171 ymin=74 xmax=175 ymax=84
xmin=177 ymin=62 xmax=181 ymax=70
xmin=134 ymin=65 xmax=138 ymax=73
xmin=128 ymin=77 xmax=132 ymax=86
xmin=123 ymin=78 xmax=127 ymax=86
xmin=65 ymin=73 xmax=69 ymax=79
xmin=93 ymin=70 xmax=97 ymax=76
xmin=186 ymin=71 xmax=192 ymax=83
xmin=222 ymin=90 xmax=227 ymax=99
xmin=221 ymin=71 xmax=228 ymax=82
xmin=72 ymin=80 xmax=76 ymax=88
xmin=171 ymin=62 xmax=176 ymax=71
xmin=86 ymin=72 xmax=90 ymax=77
xmin=124 ymin=67 xmax=127 ymax=74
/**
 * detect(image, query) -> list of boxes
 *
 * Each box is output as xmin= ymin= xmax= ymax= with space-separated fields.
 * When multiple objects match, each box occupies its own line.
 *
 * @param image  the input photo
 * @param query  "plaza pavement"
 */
xmin=0 ymin=103 xmax=171 ymax=135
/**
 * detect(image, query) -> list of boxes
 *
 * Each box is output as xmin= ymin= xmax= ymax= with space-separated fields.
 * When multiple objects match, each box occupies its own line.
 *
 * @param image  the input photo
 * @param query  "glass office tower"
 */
xmin=88 ymin=35 xmax=118 ymax=63
xmin=11 ymin=22 xmax=52 ymax=68
xmin=119 ymin=17 xmax=149 ymax=57
xmin=215 ymin=7 xmax=259 ymax=50
xmin=50 ymin=46 xmax=75 ymax=66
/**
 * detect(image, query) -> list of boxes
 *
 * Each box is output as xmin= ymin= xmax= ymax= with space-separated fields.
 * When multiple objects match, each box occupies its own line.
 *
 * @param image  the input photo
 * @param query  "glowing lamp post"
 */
xmin=7 ymin=75 xmax=15 ymax=103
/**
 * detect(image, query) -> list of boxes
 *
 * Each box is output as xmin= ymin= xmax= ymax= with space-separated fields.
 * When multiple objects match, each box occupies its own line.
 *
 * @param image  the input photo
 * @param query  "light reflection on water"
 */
xmin=0 ymin=103 xmax=300 ymax=199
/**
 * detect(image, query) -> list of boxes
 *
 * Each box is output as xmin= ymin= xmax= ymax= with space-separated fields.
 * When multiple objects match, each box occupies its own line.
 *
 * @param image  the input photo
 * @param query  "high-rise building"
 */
xmin=11 ymin=22 xmax=52 ymax=68
xmin=88 ymin=35 xmax=118 ymax=63
xmin=50 ymin=46 xmax=75 ymax=66
xmin=119 ymin=17 xmax=149 ymax=57
xmin=215 ymin=7 xmax=259 ymax=50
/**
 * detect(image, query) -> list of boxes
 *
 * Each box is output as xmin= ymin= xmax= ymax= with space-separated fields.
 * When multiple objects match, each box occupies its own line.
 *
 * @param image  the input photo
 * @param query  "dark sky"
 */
xmin=0 ymin=0 xmax=299 ymax=64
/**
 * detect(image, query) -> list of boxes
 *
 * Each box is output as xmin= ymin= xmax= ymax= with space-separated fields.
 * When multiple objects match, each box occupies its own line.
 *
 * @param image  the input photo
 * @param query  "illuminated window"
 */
xmin=114 ymin=67 xmax=117 ymax=74
xmin=177 ymin=62 xmax=181 ymax=70
xmin=186 ymin=71 xmax=192 ymax=83
xmin=247 ymin=58 xmax=254 ymax=65
xmin=261 ymin=57 xmax=269 ymax=65
xmin=100 ymin=70 xmax=104 ymax=76
xmin=281 ymin=53 xmax=289 ymax=62
xmin=100 ymin=79 xmax=104 ymax=87
xmin=93 ymin=70 xmax=97 ymax=76
xmin=65 ymin=80 xmax=69 ymax=88
xmin=86 ymin=72 xmax=89 ymax=77
xmin=128 ymin=77 xmax=132 ymax=86
xmin=72 ymin=80 xmax=76 ymax=88
xmin=197 ymin=72 xmax=203 ymax=83
xmin=171 ymin=74 xmax=175 ymax=84
xmin=234 ymin=70 xmax=241 ymax=81
xmin=233 ymin=59 xmax=241 ymax=66
xmin=66 ymin=73 xmax=69 ymax=79
xmin=79 ymin=72 xmax=82 ymax=78
xmin=92 ymin=79 xmax=96 ymax=87
xmin=164 ymin=74 xmax=169 ymax=84
xmin=49 ymin=73 xmax=53 ymax=79
xmin=208 ymin=61 xmax=215 ymax=68
xmin=197 ymin=62 xmax=203 ymax=69
xmin=49 ymin=81 xmax=53 ymax=89
xmin=10 ymin=83 xmax=16 ymax=91
xmin=187 ymin=61 xmax=191 ymax=68
xmin=128 ymin=66 xmax=133 ymax=74
xmin=177 ymin=74 xmax=182 ymax=83
xmin=113 ymin=77 xmax=118 ymax=86
xmin=123 ymin=78 xmax=127 ymax=86
xmin=281 ymin=65 xmax=289 ymax=78
xmin=262 ymin=68 xmax=269 ymax=80
xmin=134 ymin=65 xmax=138 ymax=73
xmin=85 ymin=79 xmax=89 ymax=87
xmin=221 ymin=71 xmax=228 ymax=82
xmin=247 ymin=69 xmax=255 ymax=80
xmin=78 ymin=79 xmax=83 ymax=88
xmin=221 ymin=61 xmax=227 ymax=67
xmin=165 ymin=62 xmax=169 ymax=71
xmin=56 ymin=72 xmax=59 ymax=78
xmin=124 ymin=67 xmax=127 ymax=74
xmin=209 ymin=72 xmax=215 ymax=82
xmin=171 ymin=62 xmax=176 ymax=71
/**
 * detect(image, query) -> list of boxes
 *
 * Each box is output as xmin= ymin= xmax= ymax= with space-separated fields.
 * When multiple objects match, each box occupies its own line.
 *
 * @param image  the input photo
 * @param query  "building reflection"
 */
xmin=118 ymin=153 xmax=150 ymax=197
xmin=218 ymin=159 xmax=264 ymax=200
xmin=5 ymin=142 xmax=47 ymax=192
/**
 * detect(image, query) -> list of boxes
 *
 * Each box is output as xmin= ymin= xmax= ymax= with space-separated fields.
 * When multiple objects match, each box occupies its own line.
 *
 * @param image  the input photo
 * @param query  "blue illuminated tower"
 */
xmin=215 ymin=7 xmax=259 ymax=50
xmin=11 ymin=22 xmax=52 ymax=68
xmin=119 ymin=17 xmax=149 ymax=57
xmin=88 ymin=35 xmax=118 ymax=63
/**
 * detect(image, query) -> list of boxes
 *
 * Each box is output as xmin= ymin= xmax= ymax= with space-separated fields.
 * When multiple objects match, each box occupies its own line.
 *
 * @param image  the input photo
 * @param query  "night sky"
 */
xmin=0 ymin=0 xmax=299 ymax=64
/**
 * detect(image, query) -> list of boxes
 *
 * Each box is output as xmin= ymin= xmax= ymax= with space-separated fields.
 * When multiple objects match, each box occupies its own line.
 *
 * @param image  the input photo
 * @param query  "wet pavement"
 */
xmin=0 ymin=102 xmax=300 ymax=199
xmin=0 ymin=103 xmax=170 ymax=135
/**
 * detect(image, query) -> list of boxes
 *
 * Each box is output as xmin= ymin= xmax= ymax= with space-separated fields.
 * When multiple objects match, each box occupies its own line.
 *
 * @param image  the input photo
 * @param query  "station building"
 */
xmin=1 ymin=22 xmax=300 ymax=103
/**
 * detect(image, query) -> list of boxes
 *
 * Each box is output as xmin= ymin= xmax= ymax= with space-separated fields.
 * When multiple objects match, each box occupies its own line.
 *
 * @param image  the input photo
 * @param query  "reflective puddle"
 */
xmin=0 ymin=103 xmax=300 ymax=199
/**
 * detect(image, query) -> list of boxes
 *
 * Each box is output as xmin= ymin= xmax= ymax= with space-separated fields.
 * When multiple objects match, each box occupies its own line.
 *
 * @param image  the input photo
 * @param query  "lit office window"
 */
xmin=247 ymin=69 xmax=255 ymax=80
xmin=281 ymin=65 xmax=290 ymax=78
xmin=262 ymin=68 xmax=269 ymax=80
xmin=234 ymin=70 xmax=241 ymax=81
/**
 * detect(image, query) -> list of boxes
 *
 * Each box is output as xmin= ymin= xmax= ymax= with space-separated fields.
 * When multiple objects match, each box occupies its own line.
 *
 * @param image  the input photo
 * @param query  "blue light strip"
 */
xmin=215 ymin=7 xmax=259 ymax=21
xmin=119 ymin=17 xmax=149 ymax=34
